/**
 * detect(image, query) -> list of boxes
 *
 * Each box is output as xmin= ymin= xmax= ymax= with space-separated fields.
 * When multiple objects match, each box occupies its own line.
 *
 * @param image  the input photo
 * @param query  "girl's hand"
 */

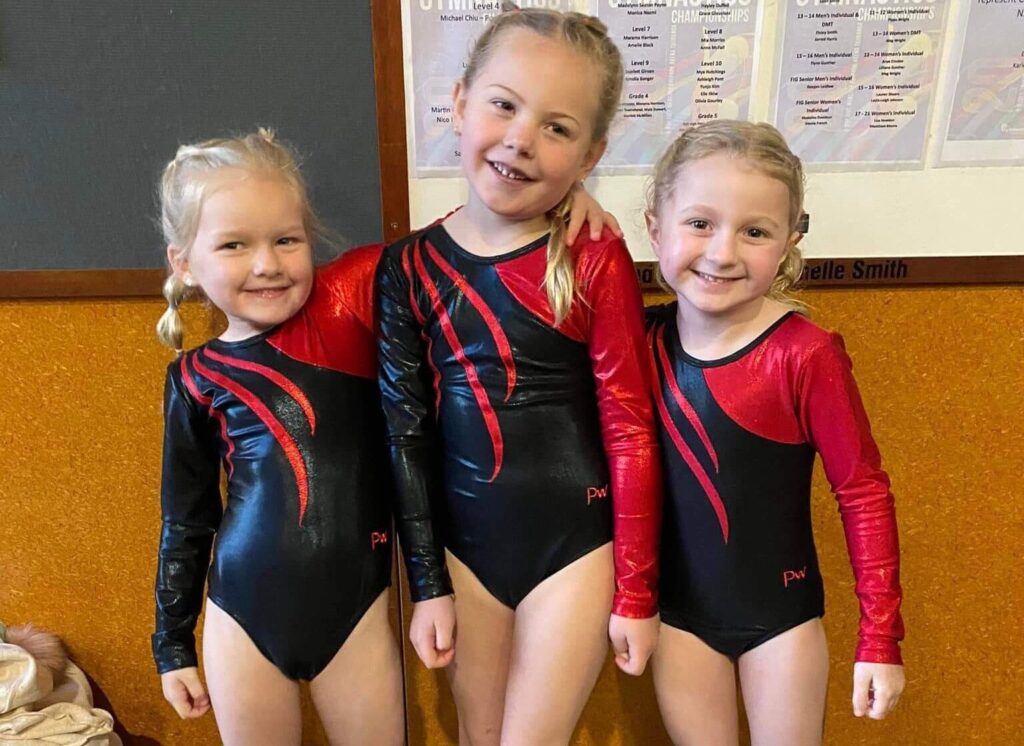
xmin=608 ymin=613 xmax=659 ymax=676
xmin=566 ymin=183 xmax=622 ymax=246
xmin=160 ymin=667 xmax=211 ymax=719
xmin=852 ymin=661 xmax=905 ymax=719
xmin=410 ymin=595 xmax=456 ymax=669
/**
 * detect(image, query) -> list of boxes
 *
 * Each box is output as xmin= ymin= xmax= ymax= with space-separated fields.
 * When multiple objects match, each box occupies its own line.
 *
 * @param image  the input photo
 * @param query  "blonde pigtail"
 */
xmin=156 ymin=274 xmax=189 ymax=353
xmin=544 ymin=193 xmax=577 ymax=326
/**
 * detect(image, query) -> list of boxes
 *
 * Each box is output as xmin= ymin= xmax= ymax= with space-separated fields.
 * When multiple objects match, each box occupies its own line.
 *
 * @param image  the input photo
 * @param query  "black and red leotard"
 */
xmin=152 ymin=245 xmax=393 ymax=681
xmin=647 ymin=304 xmax=903 ymax=662
xmin=376 ymin=223 xmax=660 ymax=618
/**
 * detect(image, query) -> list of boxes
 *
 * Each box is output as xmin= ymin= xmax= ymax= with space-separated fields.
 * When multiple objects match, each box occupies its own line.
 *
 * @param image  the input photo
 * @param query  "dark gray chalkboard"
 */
xmin=0 ymin=1 xmax=382 ymax=270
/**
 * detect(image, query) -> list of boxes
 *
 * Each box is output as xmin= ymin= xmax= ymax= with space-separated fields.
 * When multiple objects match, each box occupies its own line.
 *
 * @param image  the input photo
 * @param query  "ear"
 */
xmin=452 ymin=80 xmax=467 ymax=136
xmin=645 ymin=210 xmax=662 ymax=257
xmin=789 ymin=230 xmax=805 ymax=247
xmin=577 ymin=138 xmax=608 ymax=181
xmin=166 ymin=244 xmax=190 ymax=278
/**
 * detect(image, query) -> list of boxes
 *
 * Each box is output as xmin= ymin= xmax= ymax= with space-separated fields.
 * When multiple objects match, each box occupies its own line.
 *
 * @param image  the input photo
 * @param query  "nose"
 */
xmin=704 ymin=232 xmax=739 ymax=265
xmin=251 ymin=243 xmax=283 ymax=276
xmin=503 ymin=117 xmax=536 ymax=157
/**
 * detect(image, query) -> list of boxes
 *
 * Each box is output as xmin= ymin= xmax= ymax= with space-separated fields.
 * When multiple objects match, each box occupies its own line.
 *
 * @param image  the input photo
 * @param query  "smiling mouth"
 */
xmin=246 ymin=287 xmax=290 ymax=298
xmin=692 ymin=270 xmax=741 ymax=284
xmin=488 ymin=161 xmax=532 ymax=181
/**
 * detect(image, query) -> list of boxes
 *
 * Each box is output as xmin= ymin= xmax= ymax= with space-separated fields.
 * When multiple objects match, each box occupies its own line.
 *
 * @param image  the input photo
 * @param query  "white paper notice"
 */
xmin=939 ymin=0 xmax=1024 ymax=164
xmin=773 ymin=0 xmax=949 ymax=167
xmin=407 ymin=2 xmax=499 ymax=176
xmin=598 ymin=0 xmax=763 ymax=170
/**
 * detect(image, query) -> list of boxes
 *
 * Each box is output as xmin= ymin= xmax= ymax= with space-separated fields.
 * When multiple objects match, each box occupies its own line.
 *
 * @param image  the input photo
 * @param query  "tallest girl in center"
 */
xmin=377 ymin=5 xmax=661 ymax=745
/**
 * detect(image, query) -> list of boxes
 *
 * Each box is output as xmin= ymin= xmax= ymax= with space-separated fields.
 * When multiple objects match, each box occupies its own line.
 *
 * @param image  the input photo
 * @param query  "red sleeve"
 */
xmin=579 ymin=233 xmax=662 ymax=618
xmin=798 ymin=333 xmax=904 ymax=664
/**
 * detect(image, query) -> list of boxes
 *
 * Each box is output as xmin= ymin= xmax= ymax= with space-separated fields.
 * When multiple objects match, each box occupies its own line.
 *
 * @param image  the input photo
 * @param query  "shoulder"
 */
xmin=770 ymin=313 xmax=852 ymax=377
xmin=572 ymin=227 xmax=637 ymax=292
xmin=644 ymin=301 xmax=676 ymax=334
xmin=316 ymin=243 xmax=385 ymax=288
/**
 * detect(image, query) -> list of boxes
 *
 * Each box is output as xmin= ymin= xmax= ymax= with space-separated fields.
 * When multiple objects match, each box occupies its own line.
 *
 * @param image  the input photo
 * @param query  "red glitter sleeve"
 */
xmin=798 ymin=333 xmax=904 ymax=664
xmin=580 ymin=233 xmax=662 ymax=619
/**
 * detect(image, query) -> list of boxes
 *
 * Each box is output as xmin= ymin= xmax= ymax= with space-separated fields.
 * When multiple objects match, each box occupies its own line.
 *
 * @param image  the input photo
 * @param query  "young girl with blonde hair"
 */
xmin=645 ymin=120 xmax=905 ymax=745
xmin=377 ymin=4 xmax=661 ymax=745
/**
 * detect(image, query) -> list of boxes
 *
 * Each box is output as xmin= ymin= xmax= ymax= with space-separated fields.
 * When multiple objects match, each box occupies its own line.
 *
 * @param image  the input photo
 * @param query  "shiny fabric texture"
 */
xmin=648 ymin=305 xmax=904 ymax=663
xmin=153 ymin=246 xmax=393 ymax=680
xmin=376 ymin=224 xmax=661 ymax=617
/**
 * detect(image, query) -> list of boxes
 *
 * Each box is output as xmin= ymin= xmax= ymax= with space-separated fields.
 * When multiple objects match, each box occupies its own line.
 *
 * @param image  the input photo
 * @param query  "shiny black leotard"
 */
xmin=647 ymin=305 xmax=903 ymax=663
xmin=377 ymin=224 xmax=660 ymax=618
xmin=152 ymin=246 xmax=393 ymax=681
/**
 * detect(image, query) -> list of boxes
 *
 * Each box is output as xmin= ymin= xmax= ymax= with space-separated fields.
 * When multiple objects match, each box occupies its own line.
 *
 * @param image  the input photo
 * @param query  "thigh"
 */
xmin=202 ymin=599 xmax=303 ymax=746
xmin=738 ymin=618 xmax=828 ymax=746
xmin=446 ymin=550 xmax=516 ymax=746
xmin=652 ymin=624 xmax=739 ymax=746
xmin=500 ymin=543 xmax=614 ymax=746
xmin=309 ymin=590 xmax=404 ymax=746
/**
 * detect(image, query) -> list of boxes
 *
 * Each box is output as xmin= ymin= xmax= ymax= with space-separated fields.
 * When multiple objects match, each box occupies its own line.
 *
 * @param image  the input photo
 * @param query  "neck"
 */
xmin=446 ymin=194 xmax=551 ymax=256
xmin=675 ymin=296 xmax=788 ymax=360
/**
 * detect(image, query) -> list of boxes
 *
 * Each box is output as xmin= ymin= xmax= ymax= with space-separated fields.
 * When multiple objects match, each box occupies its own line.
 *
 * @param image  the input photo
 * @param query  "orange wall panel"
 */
xmin=2 ymin=286 xmax=1021 ymax=744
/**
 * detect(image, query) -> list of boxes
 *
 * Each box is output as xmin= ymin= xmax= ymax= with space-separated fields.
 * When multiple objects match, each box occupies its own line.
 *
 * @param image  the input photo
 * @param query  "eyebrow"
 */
xmin=485 ymin=84 xmax=581 ymax=126
xmin=209 ymin=225 xmax=306 ymax=240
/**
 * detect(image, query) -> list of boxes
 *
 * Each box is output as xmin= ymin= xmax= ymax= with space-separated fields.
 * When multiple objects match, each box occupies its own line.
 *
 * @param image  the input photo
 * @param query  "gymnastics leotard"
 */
xmin=376 ymin=223 xmax=660 ymax=618
xmin=647 ymin=304 xmax=903 ymax=663
xmin=152 ymin=245 xmax=393 ymax=681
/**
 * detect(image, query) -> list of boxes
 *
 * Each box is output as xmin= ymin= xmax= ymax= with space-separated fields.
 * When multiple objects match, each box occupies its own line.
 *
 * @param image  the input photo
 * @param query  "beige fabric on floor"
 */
xmin=0 ymin=642 xmax=122 ymax=745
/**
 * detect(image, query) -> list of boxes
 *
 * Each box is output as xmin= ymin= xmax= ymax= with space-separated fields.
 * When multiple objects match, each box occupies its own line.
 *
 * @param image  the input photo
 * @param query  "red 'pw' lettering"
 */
xmin=782 ymin=566 xmax=807 ymax=588
xmin=586 ymin=486 xmax=608 ymax=505
xmin=371 ymin=531 xmax=389 ymax=550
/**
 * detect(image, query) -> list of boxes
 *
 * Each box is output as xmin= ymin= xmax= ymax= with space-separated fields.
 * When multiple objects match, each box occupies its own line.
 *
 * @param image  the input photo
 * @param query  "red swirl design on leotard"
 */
xmin=649 ymin=324 xmax=729 ymax=543
xmin=204 ymin=349 xmax=317 ymax=436
xmin=180 ymin=354 xmax=235 ymax=478
xmin=412 ymin=240 xmax=504 ymax=481
xmin=192 ymin=354 xmax=312 ymax=525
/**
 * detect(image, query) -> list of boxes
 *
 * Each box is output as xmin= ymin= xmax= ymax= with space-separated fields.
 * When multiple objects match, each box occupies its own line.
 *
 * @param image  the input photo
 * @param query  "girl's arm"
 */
xmin=375 ymin=240 xmax=453 ymax=603
xmin=153 ymin=361 xmax=223 ymax=676
xmin=565 ymin=183 xmax=622 ymax=246
xmin=798 ymin=333 xmax=904 ymax=666
xmin=580 ymin=235 xmax=662 ymax=621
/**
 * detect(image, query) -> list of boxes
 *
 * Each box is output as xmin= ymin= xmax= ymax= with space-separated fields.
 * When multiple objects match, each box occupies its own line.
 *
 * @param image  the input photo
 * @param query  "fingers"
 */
xmin=566 ymin=206 xmax=586 ymax=247
xmin=853 ymin=662 xmax=905 ymax=720
xmin=594 ymin=210 xmax=622 ymax=240
xmin=851 ymin=666 xmax=872 ymax=718
xmin=410 ymin=597 xmax=457 ymax=669
xmin=161 ymin=668 xmax=209 ymax=719
xmin=609 ymin=615 xmax=658 ymax=676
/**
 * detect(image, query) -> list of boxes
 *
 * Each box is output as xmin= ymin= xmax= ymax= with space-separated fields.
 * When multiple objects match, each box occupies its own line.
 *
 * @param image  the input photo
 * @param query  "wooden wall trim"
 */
xmin=635 ymin=256 xmax=1024 ymax=292
xmin=372 ymin=0 xmax=411 ymax=245
xmin=3 ymin=257 xmax=1023 ymax=300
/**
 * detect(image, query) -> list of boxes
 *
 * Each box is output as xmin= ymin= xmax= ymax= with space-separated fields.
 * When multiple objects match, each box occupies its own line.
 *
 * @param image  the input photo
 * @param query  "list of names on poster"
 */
xmin=940 ymin=0 xmax=1024 ymax=163
xmin=774 ymin=0 xmax=949 ymax=166
xmin=598 ymin=0 xmax=762 ymax=169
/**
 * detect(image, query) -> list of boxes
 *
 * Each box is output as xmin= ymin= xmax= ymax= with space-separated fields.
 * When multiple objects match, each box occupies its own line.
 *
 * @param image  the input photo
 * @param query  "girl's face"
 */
xmin=169 ymin=170 xmax=314 ymax=341
xmin=452 ymin=29 xmax=607 ymax=227
xmin=647 ymin=154 xmax=799 ymax=321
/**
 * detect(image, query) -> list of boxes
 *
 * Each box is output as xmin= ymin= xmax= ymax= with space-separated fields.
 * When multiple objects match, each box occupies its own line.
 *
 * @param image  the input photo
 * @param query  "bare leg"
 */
xmin=446 ymin=550 xmax=516 ymax=746
xmin=309 ymin=590 xmax=404 ymax=746
xmin=651 ymin=624 xmax=739 ymax=746
xmin=202 ymin=600 xmax=302 ymax=746
xmin=738 ymin=618 xmax=829 ymax=746
xmin=500 ymin=543 xmax=614 ymax=746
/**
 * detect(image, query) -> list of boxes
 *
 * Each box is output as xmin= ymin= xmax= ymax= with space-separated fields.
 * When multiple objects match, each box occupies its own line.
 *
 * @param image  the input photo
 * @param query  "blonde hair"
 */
xmin=155 ymin=128 xmax=323 ymax=351
xmin=647 ymin=120 xmax=807 ymax=307
xmin=464 ymin=2 xmax=624 ymax=324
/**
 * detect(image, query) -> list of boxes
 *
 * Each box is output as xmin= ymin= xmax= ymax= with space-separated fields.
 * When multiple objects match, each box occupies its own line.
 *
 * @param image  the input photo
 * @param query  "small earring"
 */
xmin=182 ymin=274 xmax=195 ymax=287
